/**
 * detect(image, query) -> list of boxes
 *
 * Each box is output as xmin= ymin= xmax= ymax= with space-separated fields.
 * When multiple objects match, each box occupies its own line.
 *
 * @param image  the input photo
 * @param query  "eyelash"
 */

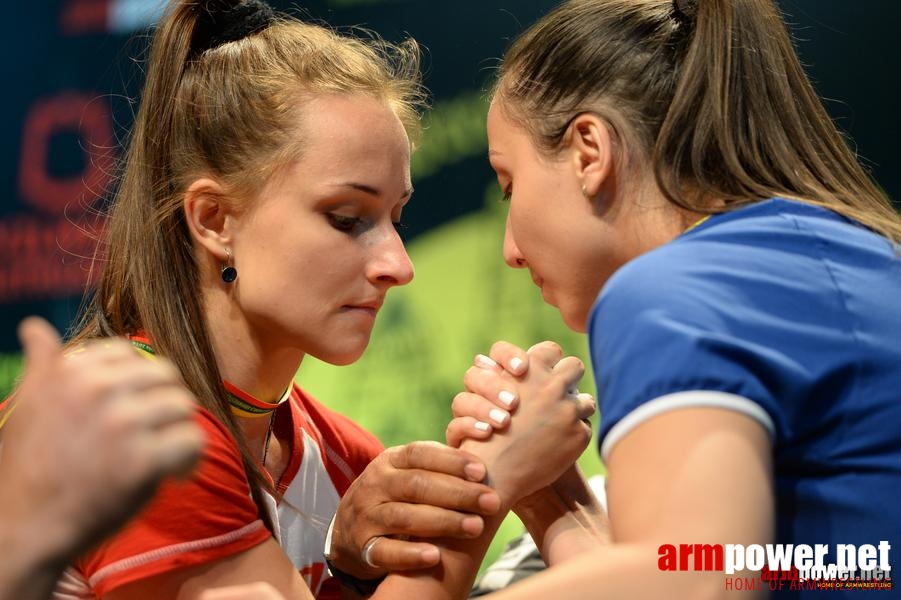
xmin=327 ymin=213 xmax=362 ymax=233
xmin=327 ymin=214 xmax=407 ymax=235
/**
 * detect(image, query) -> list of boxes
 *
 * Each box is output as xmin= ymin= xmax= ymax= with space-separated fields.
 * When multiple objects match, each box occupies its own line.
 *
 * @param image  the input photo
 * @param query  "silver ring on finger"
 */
xmin=361 ymin=536 xmax=382 ymax=569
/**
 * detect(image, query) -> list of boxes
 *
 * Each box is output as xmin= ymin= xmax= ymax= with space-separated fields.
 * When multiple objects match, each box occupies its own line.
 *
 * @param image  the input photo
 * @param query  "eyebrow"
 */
xmin=335 ymin=182 xmax=414 ymax=200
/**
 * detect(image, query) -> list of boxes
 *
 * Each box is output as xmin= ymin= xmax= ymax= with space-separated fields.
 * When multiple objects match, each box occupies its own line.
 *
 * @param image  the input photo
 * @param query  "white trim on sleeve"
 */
xmin=600 ymin=390 xmax=775 ymax=462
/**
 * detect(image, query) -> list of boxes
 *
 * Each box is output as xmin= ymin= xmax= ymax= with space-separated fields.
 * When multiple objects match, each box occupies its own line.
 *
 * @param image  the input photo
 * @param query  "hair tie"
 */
xmin=191 ymin=0 xmax=277 ymax=58
xmin=673 ymin=0 xmax=698 ymax=25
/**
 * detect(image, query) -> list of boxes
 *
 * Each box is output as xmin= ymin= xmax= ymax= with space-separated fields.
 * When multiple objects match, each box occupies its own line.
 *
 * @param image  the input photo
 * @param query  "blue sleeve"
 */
xmin=590 ymin=244 xmax=821 ymax=459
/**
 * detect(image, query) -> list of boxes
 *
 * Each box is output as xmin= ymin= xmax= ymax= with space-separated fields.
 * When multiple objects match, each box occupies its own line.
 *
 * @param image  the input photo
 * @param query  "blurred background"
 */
xmin=2 ymin=0 xmax=899 ymax=570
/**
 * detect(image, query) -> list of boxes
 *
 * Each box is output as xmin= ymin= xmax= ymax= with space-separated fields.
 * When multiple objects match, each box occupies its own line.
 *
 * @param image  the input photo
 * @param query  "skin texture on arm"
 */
xmin=512 ymin=464 xmax=610 ymax=566
xmin=0 ymin=318 xmax=204 ymax=600
xmin=482 ymin=407 xmax=773 ymax=600
xmin=105 ymin=539 xmax=315 ymax=600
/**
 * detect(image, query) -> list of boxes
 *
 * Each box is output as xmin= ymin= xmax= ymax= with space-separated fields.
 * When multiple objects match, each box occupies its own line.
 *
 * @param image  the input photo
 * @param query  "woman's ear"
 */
xmin=566 ymin=113 xmax=614 ymax=200
xmin=183 ymin=177 xmax=233 ymax=261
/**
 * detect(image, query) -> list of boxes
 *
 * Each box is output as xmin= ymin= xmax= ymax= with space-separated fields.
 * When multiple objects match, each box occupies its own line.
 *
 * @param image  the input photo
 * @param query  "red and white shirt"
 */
xmin=53 ymin=385 xmax=383 ymax=599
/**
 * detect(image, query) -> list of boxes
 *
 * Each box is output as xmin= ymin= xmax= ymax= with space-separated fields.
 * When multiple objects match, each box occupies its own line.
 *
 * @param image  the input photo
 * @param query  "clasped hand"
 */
xmin=447 ymin=341 xmax=596 ymax=508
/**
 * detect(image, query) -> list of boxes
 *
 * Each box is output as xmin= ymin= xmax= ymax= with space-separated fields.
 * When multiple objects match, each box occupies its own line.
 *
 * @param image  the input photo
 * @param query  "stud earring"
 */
xmin=221 ymin=248 xmax=237 ymax=283
xmin=581 ymin=184 xmax=591 ymax=200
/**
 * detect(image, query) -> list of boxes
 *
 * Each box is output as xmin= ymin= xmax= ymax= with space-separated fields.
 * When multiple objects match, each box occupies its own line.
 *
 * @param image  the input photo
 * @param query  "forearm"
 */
xmin=373 ymin=510 xmax=510 ymax=600
xmin=484 ymin=543 xmax=753 ymax=600
xmin=514 ymin=466 xmax=609 ymax=566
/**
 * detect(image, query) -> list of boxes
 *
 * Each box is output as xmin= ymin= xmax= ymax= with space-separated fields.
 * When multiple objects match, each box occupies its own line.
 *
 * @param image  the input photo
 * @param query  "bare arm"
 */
xmin=485 ymin=407 xmax=773 ymax=599
xmin=106 ymin=539 xmax=313 ymax=600
xmin=513 ymin=464 xmax=610 ymax=566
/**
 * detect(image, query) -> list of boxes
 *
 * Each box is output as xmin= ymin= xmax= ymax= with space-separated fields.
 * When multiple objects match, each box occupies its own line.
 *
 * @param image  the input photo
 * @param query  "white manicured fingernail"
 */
xmin=577 ymin=392 xmax=594 ymax=402
xmin=475 ymin=354 xmax=498 ymax=369
xmin=509 ymin=357 xmax=525 ymax=373
xmin=489 ymin=408 xmax=509 ymax=425
xmin=474 ymin=421 xmax=491 ymax=432
xmin=498 ymin=390 xmax=516 ymax=407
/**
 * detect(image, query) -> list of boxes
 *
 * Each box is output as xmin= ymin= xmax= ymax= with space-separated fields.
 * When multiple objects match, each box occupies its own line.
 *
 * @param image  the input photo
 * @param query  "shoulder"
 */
xmin=589 ymin=200 xmax=863 ymax=454
xmin=594 ymin=198 xmax=872 ymax=332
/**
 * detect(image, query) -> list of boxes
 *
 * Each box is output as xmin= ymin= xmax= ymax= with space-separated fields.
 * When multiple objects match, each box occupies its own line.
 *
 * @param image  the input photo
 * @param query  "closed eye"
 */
xmin=326 ymin=213 xmax=362 ymax=233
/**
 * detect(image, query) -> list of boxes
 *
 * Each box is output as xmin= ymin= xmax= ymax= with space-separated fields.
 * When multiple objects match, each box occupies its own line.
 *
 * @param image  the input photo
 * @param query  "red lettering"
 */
xmin=679 ymin=544 xmax=693 ymax=571
xmin=658 ymin=544 xmax=677 ymax=571
xmin=18 ymin=92 xmax=115 ymax=217
xmin=0 ymin=216 xmax=104 ymax=302
xmin=694 ymin=544 xmax=724 ymax=571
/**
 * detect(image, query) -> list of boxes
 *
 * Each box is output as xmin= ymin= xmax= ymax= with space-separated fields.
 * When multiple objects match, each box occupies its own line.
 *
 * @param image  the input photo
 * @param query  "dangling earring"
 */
xmin=221 ymin=248 xmax=237 ymax=283
xmin=581 ymin=184 xmax=591 ymax=200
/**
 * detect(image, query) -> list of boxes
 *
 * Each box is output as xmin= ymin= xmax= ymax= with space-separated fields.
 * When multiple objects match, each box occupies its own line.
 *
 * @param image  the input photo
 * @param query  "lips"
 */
xmin=348 ymin=298 xmax=383 ymax=311
xmin=342 ymin=297 xmax=384 ymax=315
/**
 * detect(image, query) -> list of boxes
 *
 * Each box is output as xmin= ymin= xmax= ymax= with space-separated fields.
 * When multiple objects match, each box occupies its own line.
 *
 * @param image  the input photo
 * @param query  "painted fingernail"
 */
xmin=509 ymin=357 xmax=525 ymax=373
xmin=498 ymin=390 xmax=516 ymax=407
xmin=489 ymin=408 xmax=509 ymax=425
xmin=475 ymin=354 xmax=498 ymax=369
xmin=464 ymin=462 xmax=487 ymax=481
xmin=474 ymin=421 xmax=491 ymax=432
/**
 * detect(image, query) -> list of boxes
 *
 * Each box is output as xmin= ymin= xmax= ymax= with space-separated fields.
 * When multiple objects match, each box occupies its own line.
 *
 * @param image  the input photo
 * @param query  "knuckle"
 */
xmin=489 ymin=340 xmax=512 ymax=357
xmin=535 ymin=340 xmax=563 ymax=355
xmin=400 ymin=471 xmax=429 ymax=501
xmin=384 ymin=502 xmax=414 ymax=530
xmin=463 ymin=366 xmax=481 ymax=388
xmin=451 ymin=392 xmax=469 ymax=414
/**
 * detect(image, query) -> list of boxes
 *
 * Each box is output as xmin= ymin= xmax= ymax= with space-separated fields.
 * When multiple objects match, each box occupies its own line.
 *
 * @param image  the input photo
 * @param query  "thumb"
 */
xmin=18 ymin=316 xmax=63 ymax=372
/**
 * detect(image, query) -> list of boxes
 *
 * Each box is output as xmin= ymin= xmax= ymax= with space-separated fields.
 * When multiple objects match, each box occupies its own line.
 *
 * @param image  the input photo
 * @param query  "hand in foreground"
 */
xmin=327 ymin=441 xmax=502 ymax=579
xmin=448 ymin=341 xmax=595 ymax=507
xmin=0 ymin=317 xmax=204 ymax=563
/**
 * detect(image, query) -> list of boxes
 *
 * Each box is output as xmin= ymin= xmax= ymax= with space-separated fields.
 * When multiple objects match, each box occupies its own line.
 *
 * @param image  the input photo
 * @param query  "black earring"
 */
xmin=221 ymin=248 xmax=237 ymax=283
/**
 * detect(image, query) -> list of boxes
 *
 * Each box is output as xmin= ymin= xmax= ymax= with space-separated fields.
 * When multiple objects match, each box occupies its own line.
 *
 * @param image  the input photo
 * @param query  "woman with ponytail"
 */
xmin=437 ymin=0 xmax=901 ymax=597
xmin=25 ymin=0 xmax=586 ymax=598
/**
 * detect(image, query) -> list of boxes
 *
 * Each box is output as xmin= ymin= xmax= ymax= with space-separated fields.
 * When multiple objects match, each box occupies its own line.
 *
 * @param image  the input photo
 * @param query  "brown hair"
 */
xmin=66 ymin=0 xmax=425 ymax=516
xmin=495 ymin=0 xmax=901 ymax=242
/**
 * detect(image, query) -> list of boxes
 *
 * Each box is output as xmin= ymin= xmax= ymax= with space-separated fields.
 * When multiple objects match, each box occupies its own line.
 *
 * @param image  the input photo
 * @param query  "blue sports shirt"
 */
xmin=590 ymin=199 xmax=901 ymax=592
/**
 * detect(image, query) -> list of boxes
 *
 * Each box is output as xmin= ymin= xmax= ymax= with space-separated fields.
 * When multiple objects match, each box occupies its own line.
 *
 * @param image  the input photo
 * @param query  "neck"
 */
xmin=203 ymin=289 xmax=304 ymax=406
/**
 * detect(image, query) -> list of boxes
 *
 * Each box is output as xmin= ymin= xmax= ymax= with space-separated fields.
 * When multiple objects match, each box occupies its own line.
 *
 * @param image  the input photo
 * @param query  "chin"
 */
xmin=313 ymin=337 xmax=371 ymax=366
